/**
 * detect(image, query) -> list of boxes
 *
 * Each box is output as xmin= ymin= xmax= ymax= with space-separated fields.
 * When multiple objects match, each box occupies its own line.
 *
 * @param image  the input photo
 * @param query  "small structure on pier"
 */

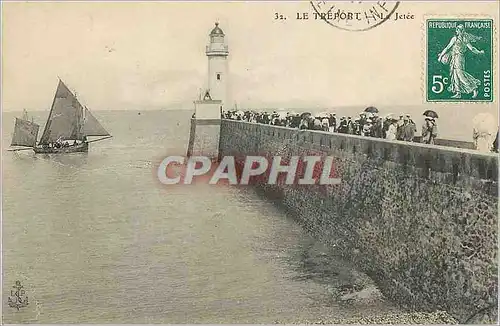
xmin=186 ymin=93 xmax=222 ymax=159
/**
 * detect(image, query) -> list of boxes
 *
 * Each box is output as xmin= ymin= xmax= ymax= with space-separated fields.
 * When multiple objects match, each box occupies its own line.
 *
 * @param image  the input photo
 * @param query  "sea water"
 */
xmin=2 ymin=110 xmax=400 ymax=323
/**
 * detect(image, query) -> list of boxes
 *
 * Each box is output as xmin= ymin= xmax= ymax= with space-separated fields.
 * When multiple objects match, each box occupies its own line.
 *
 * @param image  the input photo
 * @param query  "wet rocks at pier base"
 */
xmin=273 ymin=310 xmax=458 ymax=324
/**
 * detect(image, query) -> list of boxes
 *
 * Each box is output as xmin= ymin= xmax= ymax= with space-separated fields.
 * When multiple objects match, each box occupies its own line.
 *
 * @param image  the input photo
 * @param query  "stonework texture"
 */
xmin=219 ymin=120 xmax=498 ymax=324
xmin=187 ymin=119 xmax=221 ymax=159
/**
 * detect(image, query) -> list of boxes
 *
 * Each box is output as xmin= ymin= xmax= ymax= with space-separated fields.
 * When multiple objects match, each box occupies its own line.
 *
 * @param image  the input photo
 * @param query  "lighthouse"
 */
xmin=187 ymin=22 xmax=229 ymax=161
xmin=206 ymin=22 xmax=229 ymax=108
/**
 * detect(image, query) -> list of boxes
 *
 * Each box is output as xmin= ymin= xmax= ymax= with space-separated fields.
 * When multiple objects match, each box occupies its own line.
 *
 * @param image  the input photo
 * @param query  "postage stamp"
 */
xmin=426 ymin=19 xmax=494 ymax=102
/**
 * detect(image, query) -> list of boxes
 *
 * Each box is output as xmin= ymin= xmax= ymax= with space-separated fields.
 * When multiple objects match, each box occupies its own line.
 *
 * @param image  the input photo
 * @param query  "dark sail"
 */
xmin=39 ymin=80 xmax=84 ymax=145
xmin=11 ymin=118 xmax=40 ymax=147
xmin=82 ymin=107 xmax=110 ymax=136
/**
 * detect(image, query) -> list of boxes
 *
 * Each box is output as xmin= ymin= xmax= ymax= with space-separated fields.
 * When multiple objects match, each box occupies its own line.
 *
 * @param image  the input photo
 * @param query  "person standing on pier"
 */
xmin=472 ymin=113 xmax=497 ymax=153
xmin=492 ymin=129 xmax=499 ymax=152
xmin=347 ymin=117 xmax=354 ymax=134
xmin=401 ymin=115 xmax=417 ymax=141
xmin=338 ymin=117 xmax=348 ymax=133
xmin=396 ymin=116 xmax=405 ymax=140
xmin=328 ymin=114 xmax=337 ymax=132
xmin=321 ymin=118 xmax=329 ymax=131
xmin=372 ymin=115 xmax=383 ymax=138
xmin=386 ymin=119 xmax=398 ymax=141
xmin=362 ymin=119 xmax=372 ymax=137
xmin=421 ymin=117 xmax=438 ymax=144
xmin=473 ymin=126 xmax=496 ymax=153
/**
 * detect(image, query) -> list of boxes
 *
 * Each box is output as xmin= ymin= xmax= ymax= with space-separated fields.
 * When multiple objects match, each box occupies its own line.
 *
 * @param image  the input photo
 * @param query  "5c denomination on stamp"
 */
xmin=310 ymin=1 xmax=400 ymax=32
xmin=426 ymin=19 xmax=493 ymax=102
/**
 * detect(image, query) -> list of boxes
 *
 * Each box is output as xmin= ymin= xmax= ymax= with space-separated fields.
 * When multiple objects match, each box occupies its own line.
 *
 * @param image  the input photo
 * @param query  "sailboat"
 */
xmin=9 ymin=79 xmax=112 ymax=154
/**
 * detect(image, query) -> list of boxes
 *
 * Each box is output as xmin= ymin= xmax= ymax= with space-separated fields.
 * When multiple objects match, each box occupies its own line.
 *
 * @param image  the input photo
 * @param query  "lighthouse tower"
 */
xmin=206 ymin=22 xmax=229 ymax=108
xmin=187 ymin=22 xmax=229 ymax=161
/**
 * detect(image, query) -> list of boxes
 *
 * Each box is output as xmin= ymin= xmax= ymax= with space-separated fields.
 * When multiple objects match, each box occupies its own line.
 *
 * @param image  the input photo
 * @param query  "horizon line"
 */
xmin=1 ymin=108 xmax=194 ymax=113
xmin=2 ymin=103 xmax=470 ymax=113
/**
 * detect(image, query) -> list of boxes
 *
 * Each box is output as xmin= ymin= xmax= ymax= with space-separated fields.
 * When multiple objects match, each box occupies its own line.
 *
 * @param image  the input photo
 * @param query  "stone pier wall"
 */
xmin=187 ymin=118 xmax=221 ymax=159
xmin=218 ymin=120 xmax=498 ymax=323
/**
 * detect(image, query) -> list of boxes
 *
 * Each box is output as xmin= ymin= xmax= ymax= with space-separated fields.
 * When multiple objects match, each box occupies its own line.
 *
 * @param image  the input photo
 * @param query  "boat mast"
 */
xmin=38 ymin=78 xmax=61 ymax=146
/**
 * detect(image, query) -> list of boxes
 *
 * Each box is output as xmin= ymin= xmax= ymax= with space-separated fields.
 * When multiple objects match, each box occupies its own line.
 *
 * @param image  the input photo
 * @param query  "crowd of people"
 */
xmin=222 ymin=108 xmax=439 ymax=144
xmin=42 ymin=135 xmax=87 ymax=149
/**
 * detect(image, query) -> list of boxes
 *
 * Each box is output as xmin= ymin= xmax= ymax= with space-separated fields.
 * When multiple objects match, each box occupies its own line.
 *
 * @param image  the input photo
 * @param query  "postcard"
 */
xmin=2 ymin=1 xmax=498 ymax=324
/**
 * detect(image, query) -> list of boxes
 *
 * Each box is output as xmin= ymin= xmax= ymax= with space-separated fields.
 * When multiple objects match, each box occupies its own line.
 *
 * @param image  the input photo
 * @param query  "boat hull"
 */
xmin=33 ymin=142 xmax=89 ymax=154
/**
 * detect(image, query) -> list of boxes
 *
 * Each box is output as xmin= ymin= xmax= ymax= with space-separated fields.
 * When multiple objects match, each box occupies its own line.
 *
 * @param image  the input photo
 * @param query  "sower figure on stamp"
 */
xmin=438 ymin=25 xmax=485 ymax=99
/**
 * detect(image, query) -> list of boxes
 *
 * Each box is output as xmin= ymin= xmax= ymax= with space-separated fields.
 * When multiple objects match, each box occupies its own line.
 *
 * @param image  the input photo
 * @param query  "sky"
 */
xmin=2 ymin=1 xmax=499 ymax=124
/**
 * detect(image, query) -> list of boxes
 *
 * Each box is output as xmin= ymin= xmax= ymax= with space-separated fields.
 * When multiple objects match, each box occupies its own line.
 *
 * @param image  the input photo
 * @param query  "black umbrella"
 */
xmin=364 ymin=106 xmax=379 ymax=113
xmin=423 ymin=110 xmax=439 ymax=118
xmin=300 ymin=112 xmax=312 ymax=119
